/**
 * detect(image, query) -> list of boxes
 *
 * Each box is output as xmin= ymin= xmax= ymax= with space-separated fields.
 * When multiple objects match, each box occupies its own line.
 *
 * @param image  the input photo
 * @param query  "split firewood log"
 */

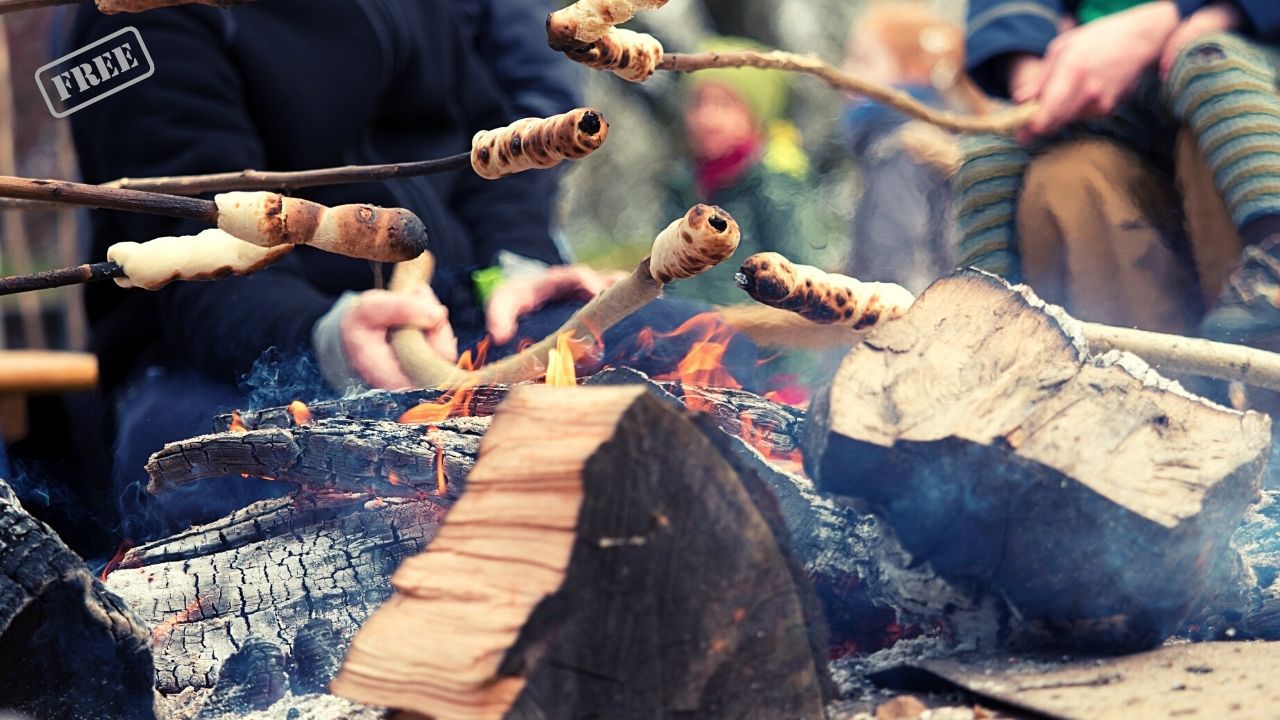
xmin=804 ymin=270 xmax=1270 ymax=652
xmin=0 ymin=478 xmax=157 ymax=719
xmin=331 ymin=385 xmax=830 ymax=719
xmin=389 ymin=204 xmax=740 ymax=388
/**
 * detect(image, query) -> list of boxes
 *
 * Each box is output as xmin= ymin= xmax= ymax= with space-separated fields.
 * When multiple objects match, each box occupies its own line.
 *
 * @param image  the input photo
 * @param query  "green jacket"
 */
xmin=663 ymin=161 xmax=834 ymax=307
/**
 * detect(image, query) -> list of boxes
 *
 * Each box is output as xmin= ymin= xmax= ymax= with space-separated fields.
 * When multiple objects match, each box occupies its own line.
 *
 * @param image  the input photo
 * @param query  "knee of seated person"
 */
xmin=1172 ymin=32 xmax=1238 ymax=71
xmin=1022 ymin=139 xmax=1132 ymax=210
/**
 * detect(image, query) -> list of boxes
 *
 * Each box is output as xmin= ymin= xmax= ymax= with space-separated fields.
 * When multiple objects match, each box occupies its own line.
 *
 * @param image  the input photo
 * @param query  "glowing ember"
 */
xmin=740 ymin=414 xmax=804 ymax=469
xmin=288 ymin=400 xmax=313 ymax=425
xmin=387 ymin=470 xmax=401 ymax=486
xmin=151 ymin=598 xmax=204 ymax=643
xmin=228 ymin=411 xmax=247 ymax=433
xmin=435 ymin=441 xmax=447 ymax=495
xmin=545 ymin=331 xmax=578 ymax=387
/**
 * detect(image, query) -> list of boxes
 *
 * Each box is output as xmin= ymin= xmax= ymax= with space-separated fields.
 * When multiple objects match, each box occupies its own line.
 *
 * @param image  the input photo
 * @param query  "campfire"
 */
xmin=2 ymin=1 xmax=1280 ymax=719
xmin=4 ymin=271 xmax=1278 ymax=720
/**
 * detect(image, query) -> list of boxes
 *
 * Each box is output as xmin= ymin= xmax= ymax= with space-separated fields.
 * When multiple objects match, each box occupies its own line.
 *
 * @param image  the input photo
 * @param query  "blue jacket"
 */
xmin=966 ymin=0 xmax=1280 ymax=97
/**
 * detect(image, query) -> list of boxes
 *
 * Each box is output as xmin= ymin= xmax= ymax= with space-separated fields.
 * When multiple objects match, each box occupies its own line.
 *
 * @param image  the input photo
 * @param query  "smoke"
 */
xmin=237 ymin=347 xmax=338 ymax=410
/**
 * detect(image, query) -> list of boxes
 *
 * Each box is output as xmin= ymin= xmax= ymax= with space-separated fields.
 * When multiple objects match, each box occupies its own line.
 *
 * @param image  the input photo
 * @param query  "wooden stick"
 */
xmin=0 ymin=176 xmax=216 ymax=221
xmin=1079 ymin=322 xmax=1280 ymax=394
xmin=657 ymin=50 xmax=1036 ymax=135
xmin=0 ymin=262 xmax=122 ymax=297
xmin=99 ymin=152 xmax=472 ymax=196
xmin=390 ymin=204 xmax=741 ymax=389
xmin=0 ymin=0 xmax=255 ymax=15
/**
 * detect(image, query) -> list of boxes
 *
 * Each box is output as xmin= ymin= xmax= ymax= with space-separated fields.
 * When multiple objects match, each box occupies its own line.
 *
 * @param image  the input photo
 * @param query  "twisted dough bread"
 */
xmin=470 ymin=108 xmax=610 ymax=179
xmin=650 ymin=204 xmax=740 ymax=284
xmin=214 ymin=192 xmax=428 ymax=262
xmin=736 ymin=252 xmax=915 ymax=332
xmin=559 ymin=29 xmax=664 ymax=83
xmin=108 ymin=228 xmax=292 ymax=291
xmin=546 ymin=0 xmax=669 ymax=44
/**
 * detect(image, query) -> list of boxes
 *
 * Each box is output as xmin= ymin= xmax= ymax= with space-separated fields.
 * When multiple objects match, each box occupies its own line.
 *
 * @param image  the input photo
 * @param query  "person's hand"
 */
xmin=1007 ymin=54 xmax=1048 ymax=104
xmin=1017 ymin=1 xmax=1181 ymax=142
xmin=485 ymin=265 xmax=625 ymax=345
xmin=1159 ymin=2 xmax=1243 ymax=78
xmin=341 ymin=287 xmax=458 ymax=389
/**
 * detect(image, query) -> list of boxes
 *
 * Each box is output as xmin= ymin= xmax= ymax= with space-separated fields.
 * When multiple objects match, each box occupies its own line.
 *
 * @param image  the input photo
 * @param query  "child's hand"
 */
xmin=1159 ymin=2 xmax=1243 ymax=79
xmin=1018 ymin=1 xmax=1181 ymax=142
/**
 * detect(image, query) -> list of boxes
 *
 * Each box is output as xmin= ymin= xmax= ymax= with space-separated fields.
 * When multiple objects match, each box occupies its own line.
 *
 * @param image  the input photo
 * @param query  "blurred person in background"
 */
xmin=663 ymin=37 xmax=834 ymax=308
xmin=841 ymin=2 xmax=983 ymax=294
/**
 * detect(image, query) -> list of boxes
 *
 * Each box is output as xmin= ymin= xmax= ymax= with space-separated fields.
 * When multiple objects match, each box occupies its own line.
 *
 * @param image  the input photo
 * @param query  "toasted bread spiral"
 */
xmin=559 ymin=28 xmax=664 ymax=83
xmin=108 ymin=228 xmax=293 ymax=291
xmin=736 ymin=252 xmax=915 ymax=331
xmin=650 ymin=204 xmax=740 ymax=284
xmin=470 ymin=108 xmax=609 ymax=180
xmin=214 ymin=192 xmax=428 ymax=263
xmin=546 ymin=0 xmax=669 ymax=45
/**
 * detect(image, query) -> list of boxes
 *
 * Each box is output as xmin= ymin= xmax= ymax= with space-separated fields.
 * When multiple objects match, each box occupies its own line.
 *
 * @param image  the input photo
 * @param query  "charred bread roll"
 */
xmin=735 ymin=252 xmax=915 ymax=331
xmin=108 ymin=228 xmax=293 ymax=291
xmin=547 ymin=0 xmax=669 ymax=46
xmin=95 ymin=0 xmax=249 ymax=12
xmin=650 ymin=204 xmax=740 ymax=284
xmin=470 ymin=108 xmax=609 ymax=179
xmin=560 ymin=28 xmax=664 ymax=83
xmin=214 ymin=192 xmax=428 ymax=263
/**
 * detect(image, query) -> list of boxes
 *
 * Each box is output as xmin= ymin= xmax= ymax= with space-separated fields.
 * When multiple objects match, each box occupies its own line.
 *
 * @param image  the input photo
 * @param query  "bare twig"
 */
xmin=0 ymin=0 xmax=255 ymax=16
xmin=0 ymin=262 xmax=123 ymax=297
xmin=658 ymin=50 xmax=1036 ymax=135
xmin=0 ymin=176 xmax=217 ymax=221
xmin=100 ymin=153 xmax=471 ymax=195
xmin=1080 ymin=322 xmax=1280 ymax=393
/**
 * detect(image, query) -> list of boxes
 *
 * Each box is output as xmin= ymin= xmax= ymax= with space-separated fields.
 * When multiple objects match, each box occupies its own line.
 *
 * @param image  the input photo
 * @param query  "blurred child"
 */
xmin=663 ymin=37 xmax=829 ymax=308
xmin=841 ymin=2 xmax=982 ymax=294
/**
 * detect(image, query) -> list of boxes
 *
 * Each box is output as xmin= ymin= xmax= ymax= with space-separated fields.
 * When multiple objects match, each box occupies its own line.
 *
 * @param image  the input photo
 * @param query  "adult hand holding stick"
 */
xmin=388 ymin=204 xmax=741 ymax=389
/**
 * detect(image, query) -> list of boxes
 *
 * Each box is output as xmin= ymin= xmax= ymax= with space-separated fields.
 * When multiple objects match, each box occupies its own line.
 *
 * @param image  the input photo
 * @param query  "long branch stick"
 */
xmin=0 ymin=0 xmax=255 ymax=15
xmin=1079 ymin=322 xmax=1280 ymax=394
xmin=99 ymin=152 xmax=472 ymax=195
xmin=0 ymin=176 xmax=216 ymax=221
xmin=0 ymin=262 xmax=123 ymax=296
xmin=657 ymin=51 xmax=1036 ymax=135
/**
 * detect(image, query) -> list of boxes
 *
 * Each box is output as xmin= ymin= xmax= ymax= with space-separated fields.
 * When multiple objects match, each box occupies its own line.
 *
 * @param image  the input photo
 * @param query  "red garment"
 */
xmin=694 ymin=134 xmax=761 ymax=198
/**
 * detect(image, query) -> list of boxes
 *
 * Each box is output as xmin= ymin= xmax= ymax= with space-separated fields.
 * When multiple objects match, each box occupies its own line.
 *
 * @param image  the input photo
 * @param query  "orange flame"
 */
xmin=387 ymin=470 xmax=401 ymax=486
xmin=228 ymin=411 xmax=247 ymax=433
xmin=740 ymin=414 xmax=804 ymax=469
xmin=288 ymin=400 xmax=313 ymax=426
xmin=99 ymin=539 xmax=135 ymax=581
xmin=545 ymin=331 xmax=578 ymax=387
xmin=398 ymin=339 xmax=492 ymax=424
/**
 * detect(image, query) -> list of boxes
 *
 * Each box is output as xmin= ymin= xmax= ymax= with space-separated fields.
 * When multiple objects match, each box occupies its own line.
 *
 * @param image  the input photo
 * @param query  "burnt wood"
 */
xmin=805 ymin=270 xmax=1271 ymax=652
xmin=0 ymin=478 xmax=157 ymax=719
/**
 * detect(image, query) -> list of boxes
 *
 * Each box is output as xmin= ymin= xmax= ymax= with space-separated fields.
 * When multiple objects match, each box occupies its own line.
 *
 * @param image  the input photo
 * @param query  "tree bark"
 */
xmin=0 ymin=478 xmax=157 ymax=719
xmin=804 ymin=270 xmax=1271 ymax=652
xmin=332 ymin=385 xmax=831 ymax=719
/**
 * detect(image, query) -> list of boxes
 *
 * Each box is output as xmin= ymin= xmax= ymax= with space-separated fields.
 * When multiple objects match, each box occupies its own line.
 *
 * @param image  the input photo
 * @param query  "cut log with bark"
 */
xmin=804 ymin=270 xmax=1271 ymax=652
xmin=0 ymin=478 xmax=157 ymax=719
xmin=332 ymin=385 xmax=831 ymax=719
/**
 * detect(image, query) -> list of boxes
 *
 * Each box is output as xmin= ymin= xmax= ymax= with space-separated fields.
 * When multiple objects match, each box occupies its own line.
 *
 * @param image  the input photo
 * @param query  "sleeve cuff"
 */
xmin=311 ymin=291 xmax=368 ymax=395
xmin=966 ymin=17 xmax=1058 ymax=98
xmin=1174 ymin=0 xmax=1210 ymax=18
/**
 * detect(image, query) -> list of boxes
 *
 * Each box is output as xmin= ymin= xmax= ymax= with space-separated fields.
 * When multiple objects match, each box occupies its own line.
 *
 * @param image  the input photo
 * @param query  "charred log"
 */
xmin=332 ymin=385 xmax=830 ymax=719
xmin=104 ymin=493 xmax=448 ymax=694
xmin=0 ymin=478 xmax=157 ymax=719
xmin=805 ymin=270 xmax=1270 ymax=652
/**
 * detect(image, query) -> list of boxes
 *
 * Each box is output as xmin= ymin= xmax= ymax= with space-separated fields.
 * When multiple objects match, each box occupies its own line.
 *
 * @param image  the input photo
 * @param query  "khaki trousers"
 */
xmin=1017 ymin=132 xmax=1243 ymax=335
